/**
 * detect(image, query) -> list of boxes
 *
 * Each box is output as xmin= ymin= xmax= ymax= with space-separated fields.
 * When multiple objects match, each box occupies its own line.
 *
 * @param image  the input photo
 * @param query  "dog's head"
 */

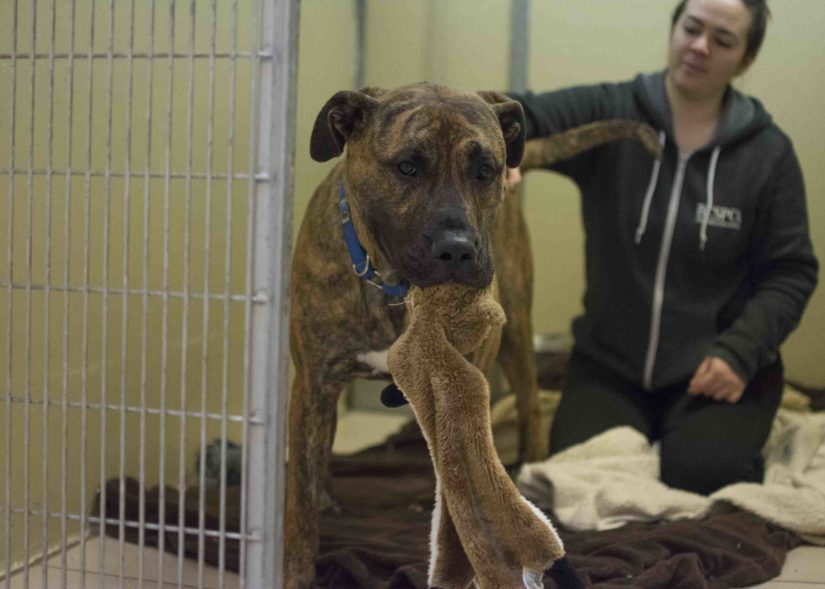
xmin=310 ymin=83 xmax=524 ymax=289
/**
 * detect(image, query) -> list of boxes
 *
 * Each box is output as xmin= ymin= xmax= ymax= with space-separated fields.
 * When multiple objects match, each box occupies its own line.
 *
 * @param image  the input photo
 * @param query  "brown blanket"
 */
xmin=318 ymin=422 xmax=801 ymax=588
xmin=96 ymin=420 xmax=802 ymax=588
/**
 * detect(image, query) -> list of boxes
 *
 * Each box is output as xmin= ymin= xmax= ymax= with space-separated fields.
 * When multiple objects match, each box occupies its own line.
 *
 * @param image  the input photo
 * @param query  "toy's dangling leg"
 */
xmin=428 ymin=475 xmax=475 ymax=589
xmin=431 ymin=360 xmax=564 ymax=588
xmin=399 ymin=369 xmax=475 ymax=589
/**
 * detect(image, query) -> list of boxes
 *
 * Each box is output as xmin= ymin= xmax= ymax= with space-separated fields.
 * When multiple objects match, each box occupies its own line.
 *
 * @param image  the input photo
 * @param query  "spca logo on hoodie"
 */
xmin=695 ymin=203 xmax=742 ymax=230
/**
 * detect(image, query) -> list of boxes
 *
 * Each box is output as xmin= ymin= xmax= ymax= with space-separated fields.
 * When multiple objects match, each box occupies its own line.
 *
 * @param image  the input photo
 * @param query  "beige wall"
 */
xmin=295 ymin=0 xmax=824 ymax=385
xmin=294 ymin=0 xmax=357 ymax=233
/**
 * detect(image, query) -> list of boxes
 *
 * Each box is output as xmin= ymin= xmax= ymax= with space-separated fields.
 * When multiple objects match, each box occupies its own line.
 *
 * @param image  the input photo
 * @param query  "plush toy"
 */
xmin=383 ymin=119 xmax=662 ymax=587
xmin=388 ymin=283 xmax=566 ymax=589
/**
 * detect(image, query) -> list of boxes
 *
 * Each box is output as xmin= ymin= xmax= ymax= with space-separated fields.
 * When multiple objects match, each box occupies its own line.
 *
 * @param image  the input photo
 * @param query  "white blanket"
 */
xmin=517 ymin=409 xmax=825 ymax=544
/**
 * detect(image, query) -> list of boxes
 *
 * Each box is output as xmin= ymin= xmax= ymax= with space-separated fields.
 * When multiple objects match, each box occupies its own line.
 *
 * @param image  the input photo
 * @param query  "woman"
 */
xmin=510 ymin=0 xmax=818 ymax=494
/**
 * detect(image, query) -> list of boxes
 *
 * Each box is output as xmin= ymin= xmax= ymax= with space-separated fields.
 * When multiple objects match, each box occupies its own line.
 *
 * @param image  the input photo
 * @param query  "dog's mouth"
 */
xmin=370 ymin=211 xmax=494 ymax=290
xmin=410 ymin=268 xmax=494 ymax=289
xmin=396 ymin=234 xmax=494 ymax=289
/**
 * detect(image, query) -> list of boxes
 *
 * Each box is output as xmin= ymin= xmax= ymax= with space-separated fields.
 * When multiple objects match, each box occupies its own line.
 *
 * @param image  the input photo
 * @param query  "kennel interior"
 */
xmin=0 ymin=0 xmax=297 ymax=586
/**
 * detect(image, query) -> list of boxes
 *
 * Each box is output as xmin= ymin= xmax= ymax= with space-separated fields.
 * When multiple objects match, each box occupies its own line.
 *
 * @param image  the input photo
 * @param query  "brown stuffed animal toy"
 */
xmin=388 ymin=283 xmax=565 ymax=589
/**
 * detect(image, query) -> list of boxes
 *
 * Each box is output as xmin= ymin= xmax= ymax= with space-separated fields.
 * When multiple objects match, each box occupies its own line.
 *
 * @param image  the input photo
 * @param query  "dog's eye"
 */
xmin=397 ymin=161 xmax=417 ymax=177
xmin=476 ymin=164 xmax=495 ymax=181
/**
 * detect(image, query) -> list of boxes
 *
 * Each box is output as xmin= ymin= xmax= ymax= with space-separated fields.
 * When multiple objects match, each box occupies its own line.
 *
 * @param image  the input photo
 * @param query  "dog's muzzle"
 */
xmin=403 ymin=228 xmax=490 ymax=288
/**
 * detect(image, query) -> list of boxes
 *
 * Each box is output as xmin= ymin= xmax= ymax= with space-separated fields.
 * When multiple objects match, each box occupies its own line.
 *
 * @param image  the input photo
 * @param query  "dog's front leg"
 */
xmin=498 ymin=311 xmax=544 ymax=463
xmin=284 ymin=370 xmax=342 ymax=589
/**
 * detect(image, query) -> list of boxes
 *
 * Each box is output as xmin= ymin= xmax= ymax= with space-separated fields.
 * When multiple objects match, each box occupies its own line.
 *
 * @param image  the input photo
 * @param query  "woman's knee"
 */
xmin=550 ymin=354 xmax=653 ymax=455
xmin=660 ymin=443 xmax=763 ymax=495
xmin=548 ymin=391 xmax=651 ymax=455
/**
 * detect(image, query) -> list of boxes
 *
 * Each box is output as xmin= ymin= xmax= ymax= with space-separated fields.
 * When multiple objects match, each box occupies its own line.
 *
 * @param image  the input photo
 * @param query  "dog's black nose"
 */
xmin=431 ymin=232 xmax=477 ymax=268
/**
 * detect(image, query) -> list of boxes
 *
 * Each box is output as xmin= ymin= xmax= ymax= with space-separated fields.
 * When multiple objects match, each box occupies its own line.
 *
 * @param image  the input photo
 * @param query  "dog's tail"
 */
xmin=520 ymin=119 xmax=661 ymax=172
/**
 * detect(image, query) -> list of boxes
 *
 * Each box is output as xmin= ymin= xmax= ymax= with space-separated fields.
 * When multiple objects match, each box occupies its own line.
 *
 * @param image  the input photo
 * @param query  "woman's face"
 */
xmin=668 ymin=0 xmax=754 ymax=99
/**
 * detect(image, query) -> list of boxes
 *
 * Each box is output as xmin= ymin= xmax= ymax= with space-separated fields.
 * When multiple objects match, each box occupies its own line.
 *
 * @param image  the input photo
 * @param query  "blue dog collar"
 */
xmin=339 ymin=183 xmax=409 ymax=299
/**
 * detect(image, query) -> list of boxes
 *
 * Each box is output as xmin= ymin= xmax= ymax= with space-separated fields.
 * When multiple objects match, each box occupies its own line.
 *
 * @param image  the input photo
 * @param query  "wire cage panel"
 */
xmin=1 ymin=0 xmax=296 ymax=586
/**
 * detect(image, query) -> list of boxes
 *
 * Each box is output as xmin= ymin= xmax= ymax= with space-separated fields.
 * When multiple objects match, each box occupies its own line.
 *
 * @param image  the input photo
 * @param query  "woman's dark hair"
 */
xmin=671 ymin=0 xmax=771 ymax=62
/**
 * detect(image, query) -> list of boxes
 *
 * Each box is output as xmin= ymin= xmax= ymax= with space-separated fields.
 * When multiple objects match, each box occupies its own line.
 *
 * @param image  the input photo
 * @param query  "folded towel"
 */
xmin=517 ymin=409 xmax=825 ymax=543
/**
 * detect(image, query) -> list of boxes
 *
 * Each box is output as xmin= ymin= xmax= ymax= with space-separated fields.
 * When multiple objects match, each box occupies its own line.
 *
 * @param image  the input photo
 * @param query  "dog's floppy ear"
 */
xmin=360 ymin=86 xmax=387 ymax=99
xmin=310 ymin=90 xmax=380 ymax=162
xmin=477 ymin=91 xmax=525 ymax=168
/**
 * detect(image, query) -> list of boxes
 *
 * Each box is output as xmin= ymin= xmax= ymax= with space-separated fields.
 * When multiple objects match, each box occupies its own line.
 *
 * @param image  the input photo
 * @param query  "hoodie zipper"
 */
xmin=642 ymin=151 xmax=692 ymax=391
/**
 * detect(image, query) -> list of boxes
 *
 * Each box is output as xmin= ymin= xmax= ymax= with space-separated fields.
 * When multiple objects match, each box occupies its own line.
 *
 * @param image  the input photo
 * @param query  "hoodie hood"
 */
xmin=633 ymin=70 xmax=772 ymax=150
xmin=631 ymin=70 xmax=774 ymax=254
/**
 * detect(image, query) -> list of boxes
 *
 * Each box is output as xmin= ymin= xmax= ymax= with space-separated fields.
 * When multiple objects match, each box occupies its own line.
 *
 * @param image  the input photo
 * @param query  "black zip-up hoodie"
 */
xmin=514 ymin=70 xmax=818 ymax=390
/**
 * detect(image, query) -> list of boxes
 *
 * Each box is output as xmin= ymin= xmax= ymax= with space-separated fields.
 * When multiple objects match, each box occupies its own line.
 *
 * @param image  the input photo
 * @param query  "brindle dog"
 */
xmin=286 ymin=82 xmax=659 ymax=588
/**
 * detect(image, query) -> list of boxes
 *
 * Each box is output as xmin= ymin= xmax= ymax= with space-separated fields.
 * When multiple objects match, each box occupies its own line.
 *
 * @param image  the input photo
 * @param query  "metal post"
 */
xmin=244 ymin=0 xmax=299 ymax=586
xmin=509 ymin=0 xmax=530 ymax=93
xmin=354 ymin=0 xmax=367 ymax=90
xmin=219 ymin=0 xmax=243 ymax=585
xmin=3 ymin=0 xmax=20 ymax=583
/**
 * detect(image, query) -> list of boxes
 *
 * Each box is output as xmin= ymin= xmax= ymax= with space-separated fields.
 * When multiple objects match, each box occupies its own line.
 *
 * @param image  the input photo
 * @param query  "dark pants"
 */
xmin=549 ymin=351 xmax=784 ymax=495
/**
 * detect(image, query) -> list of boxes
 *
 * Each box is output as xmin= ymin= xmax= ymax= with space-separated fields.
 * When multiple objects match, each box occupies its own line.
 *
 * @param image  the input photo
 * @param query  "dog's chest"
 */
xmin=347 ymin=293 xmax=407 ymax=378
xmin=355 ymin=349 xmax=390 ymax=377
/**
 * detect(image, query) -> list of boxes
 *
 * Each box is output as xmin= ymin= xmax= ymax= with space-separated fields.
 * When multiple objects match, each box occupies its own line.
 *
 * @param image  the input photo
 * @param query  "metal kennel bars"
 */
xmin=0 ymin=0 xmax=297 ymax=586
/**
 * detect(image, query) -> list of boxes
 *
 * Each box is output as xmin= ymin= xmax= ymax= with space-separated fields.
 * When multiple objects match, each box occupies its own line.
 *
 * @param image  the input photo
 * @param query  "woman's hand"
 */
xmin=688 ymin=356 xmax=746 ymax=403
xmin=506 ymin=167 xmax=522 ymax=187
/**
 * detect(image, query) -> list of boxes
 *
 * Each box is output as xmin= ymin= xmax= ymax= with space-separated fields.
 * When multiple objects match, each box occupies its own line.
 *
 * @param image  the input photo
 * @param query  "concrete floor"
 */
xmin=7 ymin=538 xmax=240 ymax=588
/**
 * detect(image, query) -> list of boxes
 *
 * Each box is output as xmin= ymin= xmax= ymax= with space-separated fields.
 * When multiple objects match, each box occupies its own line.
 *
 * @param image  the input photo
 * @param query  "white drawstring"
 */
xmin=700 ymin=147 xmax=721 ymax=251
xmin=635 ymin=130 xmax=667 ymax=244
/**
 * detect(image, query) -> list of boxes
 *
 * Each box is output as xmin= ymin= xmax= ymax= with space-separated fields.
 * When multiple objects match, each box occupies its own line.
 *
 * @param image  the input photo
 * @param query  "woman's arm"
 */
xmin=507 ymin=81 xmax=638 ymax=179
xmin=509 ymin=81 xmax=634 ymax=140
xmin=710 ymin=142 xmax=819 ymax=383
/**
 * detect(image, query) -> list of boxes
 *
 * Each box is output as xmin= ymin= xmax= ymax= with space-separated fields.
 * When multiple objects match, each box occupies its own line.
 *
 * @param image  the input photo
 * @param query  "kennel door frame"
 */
xmin=246 ymin=0 xmax=299 ymax=585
